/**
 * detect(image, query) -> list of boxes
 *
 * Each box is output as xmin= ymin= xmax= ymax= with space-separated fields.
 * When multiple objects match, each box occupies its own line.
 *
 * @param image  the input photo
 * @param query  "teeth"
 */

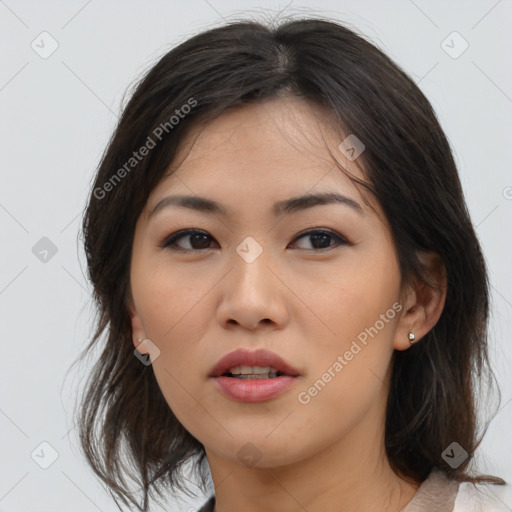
xmin=229 ymin=365 xmax=277 ymax=375
xmin=225 ymin=365 xmax=281 ymax=379
xmin=234 ymin=373 xmax=278 ymax=379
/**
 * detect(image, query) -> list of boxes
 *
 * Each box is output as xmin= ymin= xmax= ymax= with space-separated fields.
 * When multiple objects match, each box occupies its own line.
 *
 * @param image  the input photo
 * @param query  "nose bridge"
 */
xmin=231 ymin=235 xmax=271 ymax=297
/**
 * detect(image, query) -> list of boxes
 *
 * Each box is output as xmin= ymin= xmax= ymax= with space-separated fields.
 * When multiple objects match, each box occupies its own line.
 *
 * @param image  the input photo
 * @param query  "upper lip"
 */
xmin=210 ymin=348 xmax=301 ymax=377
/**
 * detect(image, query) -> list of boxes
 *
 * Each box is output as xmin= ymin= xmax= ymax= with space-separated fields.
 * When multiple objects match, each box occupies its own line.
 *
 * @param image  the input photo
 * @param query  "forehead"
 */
xmin=147 ymin=96 xmax=375 ymax=215
xmin=171 ymin=98 xmax=353 ymax=171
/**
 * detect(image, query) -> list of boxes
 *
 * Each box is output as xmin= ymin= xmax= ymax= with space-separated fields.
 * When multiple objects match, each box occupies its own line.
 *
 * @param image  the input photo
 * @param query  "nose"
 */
xmin=216 ymin=246 xmax=289 ymax=331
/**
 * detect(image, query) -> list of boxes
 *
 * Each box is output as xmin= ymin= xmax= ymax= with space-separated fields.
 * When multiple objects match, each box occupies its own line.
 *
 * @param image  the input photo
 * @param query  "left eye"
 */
xmin=159 ymin=229 xmax=348 ymax=252
xmin=290 ymin=229 xmax=348 ymax=250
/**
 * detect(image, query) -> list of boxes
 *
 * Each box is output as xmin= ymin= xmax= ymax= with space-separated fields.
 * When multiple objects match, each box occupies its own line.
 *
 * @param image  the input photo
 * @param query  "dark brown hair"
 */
xmin=74 ymin=15 xmax=504 ymax=511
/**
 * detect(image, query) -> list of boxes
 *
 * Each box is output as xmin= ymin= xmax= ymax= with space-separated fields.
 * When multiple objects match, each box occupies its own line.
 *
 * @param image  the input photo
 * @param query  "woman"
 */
xmin=76 ymin=16 xmax=509 ymax=512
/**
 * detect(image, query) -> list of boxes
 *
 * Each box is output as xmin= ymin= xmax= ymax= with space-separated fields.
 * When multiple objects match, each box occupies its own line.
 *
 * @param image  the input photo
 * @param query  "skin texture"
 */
xmin=127 ymin=96 xmax=447 ymax=512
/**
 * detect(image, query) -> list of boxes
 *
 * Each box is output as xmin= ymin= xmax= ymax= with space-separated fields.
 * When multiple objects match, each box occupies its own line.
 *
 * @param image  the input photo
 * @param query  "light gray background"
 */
xmin=1 ymin=1 xmax=511 ymax=510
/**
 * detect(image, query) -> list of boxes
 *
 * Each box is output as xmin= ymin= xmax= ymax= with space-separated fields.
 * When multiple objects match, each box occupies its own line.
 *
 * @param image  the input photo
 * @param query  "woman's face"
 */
xmin=128 ymin=96 xmax=411 ymax=469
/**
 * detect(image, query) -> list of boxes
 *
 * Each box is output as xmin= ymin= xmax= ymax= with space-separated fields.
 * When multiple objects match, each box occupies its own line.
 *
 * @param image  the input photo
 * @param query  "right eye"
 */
xmin=158 ymin=229 xmax=218 ymax=252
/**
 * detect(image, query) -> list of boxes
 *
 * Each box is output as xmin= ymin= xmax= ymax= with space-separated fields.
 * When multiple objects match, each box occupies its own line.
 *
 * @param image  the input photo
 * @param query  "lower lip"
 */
xmin=212 ymin=375 xmax=298 ymax=402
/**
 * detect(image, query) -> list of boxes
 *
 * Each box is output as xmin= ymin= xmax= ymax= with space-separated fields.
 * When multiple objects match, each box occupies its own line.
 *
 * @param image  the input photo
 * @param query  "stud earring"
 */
xmin=408 ymin=332 xmax=416 ymax=344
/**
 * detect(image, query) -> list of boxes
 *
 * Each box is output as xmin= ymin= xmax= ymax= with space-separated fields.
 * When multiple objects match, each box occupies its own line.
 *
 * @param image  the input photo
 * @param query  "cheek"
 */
xmin=289 ymin=272 xmax=399 ymax=456
xmin=292 ymin=246 xmax=401 ymax=408
xmin=292 ymin=247 xmax=401 ymax=349
xmin=134 ymin=263 xmax=212 ymax=343
xmin=132 ymin=265 xmax=216 ymax=413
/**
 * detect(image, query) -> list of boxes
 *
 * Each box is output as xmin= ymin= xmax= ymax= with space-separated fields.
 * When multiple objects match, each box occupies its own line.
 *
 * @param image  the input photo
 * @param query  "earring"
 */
xmin=408 ymin=332 xmax=416 ymax=344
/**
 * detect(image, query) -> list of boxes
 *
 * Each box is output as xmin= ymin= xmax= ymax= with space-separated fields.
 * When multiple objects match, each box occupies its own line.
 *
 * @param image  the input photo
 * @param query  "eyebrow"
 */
xmin=148 ymin=192 xmax=364 ymax=219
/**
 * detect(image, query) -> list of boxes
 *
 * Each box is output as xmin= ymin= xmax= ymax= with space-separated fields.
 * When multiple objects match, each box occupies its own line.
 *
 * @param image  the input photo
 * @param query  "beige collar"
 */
xmin=402 ymin=470 xmax=460 ymax=511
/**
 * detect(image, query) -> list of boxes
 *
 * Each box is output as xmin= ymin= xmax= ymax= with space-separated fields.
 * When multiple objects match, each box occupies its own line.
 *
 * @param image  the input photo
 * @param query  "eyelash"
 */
xmin=158 ymin=228 xmax=350 ymax=253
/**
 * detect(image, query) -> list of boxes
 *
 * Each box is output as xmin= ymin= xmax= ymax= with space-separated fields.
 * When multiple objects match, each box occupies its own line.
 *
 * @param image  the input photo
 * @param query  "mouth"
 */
xmin=209 ymin=348 xmax=301 ymax=402
xmin=209 ymin=348 xmax=301 ymax=379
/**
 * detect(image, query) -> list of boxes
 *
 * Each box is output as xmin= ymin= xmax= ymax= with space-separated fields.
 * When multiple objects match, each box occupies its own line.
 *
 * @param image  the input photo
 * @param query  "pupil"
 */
xmin=191 ymin=234 xmax=210 ymax=249
xmin=311 ymin=233 xmax=331 ymax=249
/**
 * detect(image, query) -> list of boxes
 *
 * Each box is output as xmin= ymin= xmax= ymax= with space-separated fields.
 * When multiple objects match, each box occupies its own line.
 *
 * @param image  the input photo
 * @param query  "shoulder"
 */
xmin=453 ymin=480 xmax=511 ymax=511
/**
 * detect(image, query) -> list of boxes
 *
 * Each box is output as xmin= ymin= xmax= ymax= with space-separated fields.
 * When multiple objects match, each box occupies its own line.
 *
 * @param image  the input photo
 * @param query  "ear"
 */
xmin=394 ymin=251 xmax=447 ymax=351
xmin=126 ymin=290 xmax=150 ymax=354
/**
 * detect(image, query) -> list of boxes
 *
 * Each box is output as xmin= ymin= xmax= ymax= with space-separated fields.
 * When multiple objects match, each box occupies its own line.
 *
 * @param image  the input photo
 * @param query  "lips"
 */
xmin=209 ymin=348 xmax=301 ymax=378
